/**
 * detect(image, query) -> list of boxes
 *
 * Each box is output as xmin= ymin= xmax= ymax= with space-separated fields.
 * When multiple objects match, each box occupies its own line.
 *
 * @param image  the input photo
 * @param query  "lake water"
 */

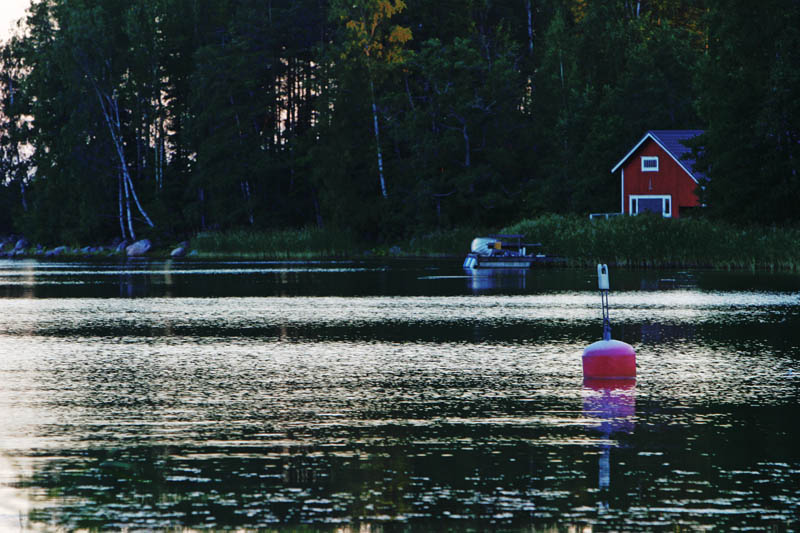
xmin=0 ymin=259 xmax=798 ymax=531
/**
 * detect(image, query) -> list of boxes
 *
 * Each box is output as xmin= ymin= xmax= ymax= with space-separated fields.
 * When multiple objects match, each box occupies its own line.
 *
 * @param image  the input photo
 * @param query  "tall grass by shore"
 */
xmin=396 ymin=227 xmax=487 ymax=257
xmin=189 ymin=216 xmax=800 ymax=270
xmin=502 ymin=214 xmax=800 ymax=270
xmin=191 ymin=226 xmax=487 ymax=259
xmin=191 ymin=228 xmax=360 ymax=259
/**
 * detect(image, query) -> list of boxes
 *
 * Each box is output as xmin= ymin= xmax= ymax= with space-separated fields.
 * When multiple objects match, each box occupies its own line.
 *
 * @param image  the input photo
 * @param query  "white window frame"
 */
xmin=629 ymin=194 xmax=672 ymax=218
xmin=641 ymin=156 xmax=659 ymax=172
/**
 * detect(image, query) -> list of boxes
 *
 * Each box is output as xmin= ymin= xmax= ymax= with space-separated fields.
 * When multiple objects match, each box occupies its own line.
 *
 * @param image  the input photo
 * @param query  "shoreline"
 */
xmin=3 ymin=213 xmax=800 ymax=272
xmin=0 ymin=250 xmax=796 ymax=272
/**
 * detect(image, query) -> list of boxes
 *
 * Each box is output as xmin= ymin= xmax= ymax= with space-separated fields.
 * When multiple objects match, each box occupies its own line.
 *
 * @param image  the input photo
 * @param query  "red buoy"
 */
xmin=582 ymin=339 xmax=636 ymax=379
xmin=583 ymin=265 xmax=636 ymax=380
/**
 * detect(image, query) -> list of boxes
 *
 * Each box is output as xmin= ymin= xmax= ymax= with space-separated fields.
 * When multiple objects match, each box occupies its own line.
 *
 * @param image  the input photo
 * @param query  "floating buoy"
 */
xmin=583 ymin=264 xmax=636 ymax=380
xmin=583 ymin=339 xmax=636 ymax=379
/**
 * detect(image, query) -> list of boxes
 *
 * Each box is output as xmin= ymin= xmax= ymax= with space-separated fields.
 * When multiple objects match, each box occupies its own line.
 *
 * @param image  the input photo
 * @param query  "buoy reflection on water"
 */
xmin=583 ymin=379 xmax=636 ymax=502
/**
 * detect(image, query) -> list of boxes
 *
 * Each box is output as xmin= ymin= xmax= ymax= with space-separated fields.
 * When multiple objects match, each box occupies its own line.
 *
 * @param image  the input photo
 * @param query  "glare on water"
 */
xmin=0 ymin=260 xmax=798 ymax=531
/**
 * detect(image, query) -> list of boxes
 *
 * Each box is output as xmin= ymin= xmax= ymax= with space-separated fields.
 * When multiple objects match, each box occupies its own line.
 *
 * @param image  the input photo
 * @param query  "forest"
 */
xmin=0 ymin=0 xmax=798 ymax=246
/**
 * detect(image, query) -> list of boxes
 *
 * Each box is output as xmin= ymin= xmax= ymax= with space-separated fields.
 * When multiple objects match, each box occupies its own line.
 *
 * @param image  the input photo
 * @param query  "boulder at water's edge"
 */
xmin=126 ymin=239 xmax=152 ymax=257
xmin=170 ymin=246 xmax=187 ymax=258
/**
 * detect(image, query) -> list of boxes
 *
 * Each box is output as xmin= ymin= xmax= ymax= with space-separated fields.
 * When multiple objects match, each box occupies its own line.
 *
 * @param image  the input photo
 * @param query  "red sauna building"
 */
xmin=611 ymin=130 xmax=704 ymax=218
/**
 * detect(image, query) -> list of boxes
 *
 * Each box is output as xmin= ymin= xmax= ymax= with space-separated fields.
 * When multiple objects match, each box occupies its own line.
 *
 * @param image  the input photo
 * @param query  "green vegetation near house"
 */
xmin=189 ymin=215 xmax=800 ymax=271
xmin=502 ymin=215 xmax=800 ymax=271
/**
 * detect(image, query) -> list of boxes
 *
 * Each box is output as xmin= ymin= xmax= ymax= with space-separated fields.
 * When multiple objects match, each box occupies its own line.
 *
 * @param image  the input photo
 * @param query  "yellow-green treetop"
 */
xmin=337 ymin=0 xmax=412 ymax=65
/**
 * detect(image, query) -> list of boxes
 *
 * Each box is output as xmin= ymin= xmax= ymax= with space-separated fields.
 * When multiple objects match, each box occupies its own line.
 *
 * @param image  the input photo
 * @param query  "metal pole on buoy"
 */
xmin=582 ymin=264 xmax=636 ymax=380
xmin=599 ymin=264 xmax=611 ymax=341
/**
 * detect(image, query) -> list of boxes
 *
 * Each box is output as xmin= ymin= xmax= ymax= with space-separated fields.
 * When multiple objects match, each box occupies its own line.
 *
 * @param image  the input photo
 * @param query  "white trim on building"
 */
xmin=611 ymin=132 xmax=699 ymax=184
xmin=641 ymin=156 xmax=659 ymax=172
xmin=629 ymin=194 xmax=672 ymax=218
xmin=620 ymin=168 xmax=625 ymax=213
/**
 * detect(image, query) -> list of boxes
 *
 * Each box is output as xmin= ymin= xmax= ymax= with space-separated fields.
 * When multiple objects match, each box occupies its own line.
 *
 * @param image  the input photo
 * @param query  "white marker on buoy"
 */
xmin=582 ymin=265 xmax=636 ymax=380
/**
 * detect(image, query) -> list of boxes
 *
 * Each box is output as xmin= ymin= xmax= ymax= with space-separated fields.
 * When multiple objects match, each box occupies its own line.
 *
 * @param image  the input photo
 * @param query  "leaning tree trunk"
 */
xmin=118 ymin=171 xmax=128 ymax=241
xmin=369 ymin=78 xmax=388 ymax=199
xmin=122 ymin=165 xmax=135 ymax=240
xmin=95 ymin=88 xmax=155 ymax=239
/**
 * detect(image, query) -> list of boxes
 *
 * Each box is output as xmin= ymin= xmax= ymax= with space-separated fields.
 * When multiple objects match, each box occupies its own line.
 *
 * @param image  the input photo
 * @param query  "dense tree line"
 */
xmin=0 ymin=0 xmax=797 ymax=245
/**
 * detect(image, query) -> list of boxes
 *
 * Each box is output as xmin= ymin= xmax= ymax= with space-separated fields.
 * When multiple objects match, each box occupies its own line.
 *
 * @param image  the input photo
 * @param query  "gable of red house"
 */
xmin=611 ymin=130 xmax=705 ymax=218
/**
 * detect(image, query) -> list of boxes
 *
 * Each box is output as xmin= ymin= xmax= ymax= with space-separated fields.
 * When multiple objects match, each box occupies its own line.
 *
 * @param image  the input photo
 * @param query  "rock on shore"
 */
xmin=0 ymin=235 xmax=194 ymax=259
xmin=170 ymin=241 xmax=190 ymax=258
xmin=126 ymin=239 xmax=152 ymax=257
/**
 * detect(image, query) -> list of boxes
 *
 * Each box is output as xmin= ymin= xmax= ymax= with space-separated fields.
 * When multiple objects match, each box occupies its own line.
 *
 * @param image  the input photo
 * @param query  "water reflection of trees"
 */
xmin=17 ymin=399 xmax=638 ymax=530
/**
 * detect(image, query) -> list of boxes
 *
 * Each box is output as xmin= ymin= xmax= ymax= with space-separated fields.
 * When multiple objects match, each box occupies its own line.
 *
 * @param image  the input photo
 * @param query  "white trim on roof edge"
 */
xmin=610 ymin=132 xmax=699 ymax=184
xmin=612 ymin=133 xmax=651 ymax=173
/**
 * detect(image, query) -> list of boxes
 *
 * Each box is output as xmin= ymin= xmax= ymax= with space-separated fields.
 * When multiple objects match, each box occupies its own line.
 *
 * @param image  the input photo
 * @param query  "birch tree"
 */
xmin=0 ymin=39 xmax=32 ymax=216
xmin=68 ymin=4 xmax=155 ymax=241
xmin=331 ymin=0 xmax=412 ymax=199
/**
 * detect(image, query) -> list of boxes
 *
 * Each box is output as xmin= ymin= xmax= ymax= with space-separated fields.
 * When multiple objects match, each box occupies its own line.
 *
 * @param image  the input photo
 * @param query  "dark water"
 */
xmin=0 ymin=259 xmax=798 ymax=531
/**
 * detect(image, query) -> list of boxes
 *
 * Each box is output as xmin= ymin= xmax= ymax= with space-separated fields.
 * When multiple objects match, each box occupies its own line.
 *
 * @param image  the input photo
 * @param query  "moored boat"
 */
xmin=463 ymin=234 xmax=557 ymax=269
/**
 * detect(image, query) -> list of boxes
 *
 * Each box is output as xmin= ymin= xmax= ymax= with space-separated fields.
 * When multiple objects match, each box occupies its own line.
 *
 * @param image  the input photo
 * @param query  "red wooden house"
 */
xmin=611 ymin=130 xmax=704 ymax=218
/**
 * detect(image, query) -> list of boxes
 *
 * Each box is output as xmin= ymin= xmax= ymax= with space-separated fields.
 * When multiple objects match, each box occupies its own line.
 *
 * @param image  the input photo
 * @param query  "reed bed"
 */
xmin=397 ymin=227 xmax=487 ymax=257
xmin=190 ymin=216 xmax=800 ymax=270
xmin=191 ymin=228 xmax=360 ymax=259
xmin=503 ymin=214 xmax=800 ymax=270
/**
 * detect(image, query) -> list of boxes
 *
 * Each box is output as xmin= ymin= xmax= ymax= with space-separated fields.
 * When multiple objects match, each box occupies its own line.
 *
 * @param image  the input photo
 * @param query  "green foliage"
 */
xmin=399 ymin=226 xmax=488 ymax=257
xmin=191 ymin=227 xmax=360 ymax=259
xmin=531 ymin=1 xmax=703 ymax=215
xmin=333 ymin=0 xmax=412 ymax=66
xmin=0 ymin=0 xmax=796 ymax=246
xmin=189 ymin=216 xmax=800 ymax=271
xmin=693 ymin=0 xmax=800 ymax=224
xmin=387 ymin=31 xmax=528 ymax=231
xmin=504 ymin=215 xmax=800 ymax=270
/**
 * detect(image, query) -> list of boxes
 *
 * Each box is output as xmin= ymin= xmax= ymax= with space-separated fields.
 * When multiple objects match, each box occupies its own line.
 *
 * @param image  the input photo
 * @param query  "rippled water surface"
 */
xmin=0 ymin=259 xmax=798 ymax=531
